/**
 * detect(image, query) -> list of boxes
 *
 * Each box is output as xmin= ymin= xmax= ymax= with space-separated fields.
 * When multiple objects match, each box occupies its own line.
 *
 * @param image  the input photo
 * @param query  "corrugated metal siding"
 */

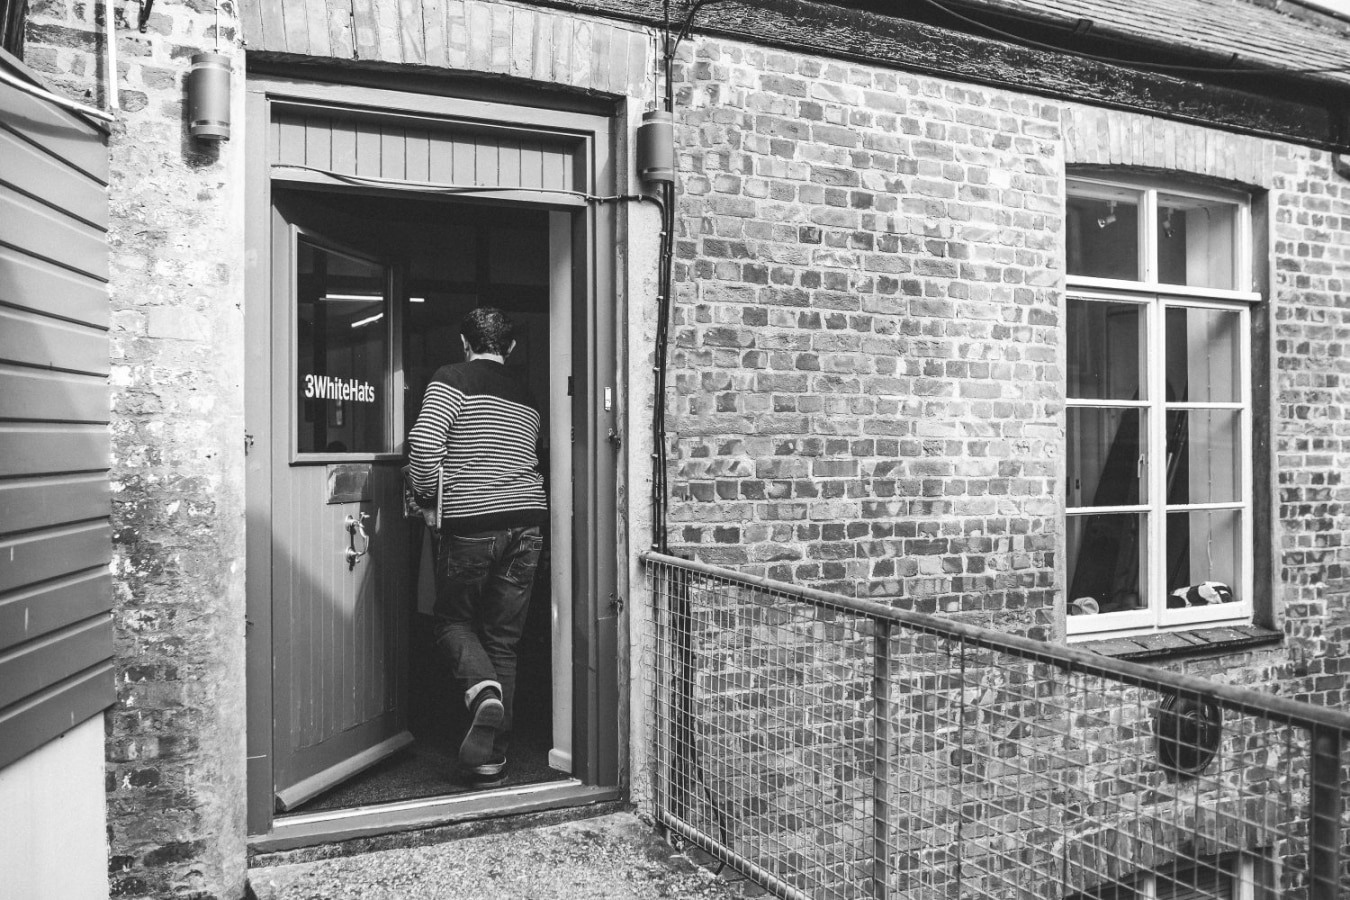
xmin=271 ymin=106 xmax=577 ymax=192
xmin=0 ymin=68 xmax=114 ymax=771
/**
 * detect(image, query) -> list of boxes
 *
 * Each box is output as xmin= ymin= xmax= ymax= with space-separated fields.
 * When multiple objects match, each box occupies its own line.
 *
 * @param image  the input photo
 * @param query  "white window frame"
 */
xmin=1066 ymin=176 xmax=1257 ymax=640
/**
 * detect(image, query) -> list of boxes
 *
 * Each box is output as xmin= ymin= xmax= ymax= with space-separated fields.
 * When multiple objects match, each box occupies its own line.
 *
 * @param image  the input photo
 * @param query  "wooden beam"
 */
xmin=520 ymin=0 xmax=1348 ymax=151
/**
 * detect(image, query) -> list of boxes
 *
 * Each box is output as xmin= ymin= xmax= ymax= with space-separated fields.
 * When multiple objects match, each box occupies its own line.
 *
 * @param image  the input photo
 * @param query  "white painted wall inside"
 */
xmin=0 ymin=715 xmax=109 ymax=900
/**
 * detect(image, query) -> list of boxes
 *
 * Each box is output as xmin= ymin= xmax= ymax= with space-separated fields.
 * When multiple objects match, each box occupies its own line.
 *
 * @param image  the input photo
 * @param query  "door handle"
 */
xmin=345 ymin=512 xmax=371 ymax=568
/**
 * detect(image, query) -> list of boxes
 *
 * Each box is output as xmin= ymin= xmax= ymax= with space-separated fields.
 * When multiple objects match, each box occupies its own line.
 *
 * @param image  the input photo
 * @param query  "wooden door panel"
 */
xmin=271 ymin=211 xmax=411 ymax=811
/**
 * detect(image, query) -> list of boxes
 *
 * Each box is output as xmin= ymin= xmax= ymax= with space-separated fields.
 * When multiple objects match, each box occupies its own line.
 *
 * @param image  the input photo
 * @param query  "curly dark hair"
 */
xmin=461 ymin=306 xmax=515 ymax=356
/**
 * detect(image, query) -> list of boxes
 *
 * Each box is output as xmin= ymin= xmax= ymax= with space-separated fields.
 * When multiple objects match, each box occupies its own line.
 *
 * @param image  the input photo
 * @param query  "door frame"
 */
xmin=244 ymin=75 xmax=622 ymax=844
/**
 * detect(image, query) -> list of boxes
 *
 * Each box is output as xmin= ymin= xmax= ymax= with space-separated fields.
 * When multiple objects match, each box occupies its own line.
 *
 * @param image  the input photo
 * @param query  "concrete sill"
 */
xmin=1076 ymin=624 xmax=1283 ymax=662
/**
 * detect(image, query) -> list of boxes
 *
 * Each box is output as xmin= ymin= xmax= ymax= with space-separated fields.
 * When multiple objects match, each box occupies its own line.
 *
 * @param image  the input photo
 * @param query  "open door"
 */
xmin=245 ymin=83 xmax=621 ymax=839
xmin=269 ymin=206 xmax=413 ymax=811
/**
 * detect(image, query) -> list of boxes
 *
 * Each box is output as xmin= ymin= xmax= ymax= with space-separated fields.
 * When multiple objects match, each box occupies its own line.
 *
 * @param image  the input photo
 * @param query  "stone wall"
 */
xmin=23 ymin=1 xmax=249 ymax=898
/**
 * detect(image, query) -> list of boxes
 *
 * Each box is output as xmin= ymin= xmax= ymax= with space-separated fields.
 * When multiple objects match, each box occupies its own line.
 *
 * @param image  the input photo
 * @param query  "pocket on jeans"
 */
xmin=441 ymin=533 xmax=494 ymax=581
xmin=505 ymin=534 xmax=543 ymax=584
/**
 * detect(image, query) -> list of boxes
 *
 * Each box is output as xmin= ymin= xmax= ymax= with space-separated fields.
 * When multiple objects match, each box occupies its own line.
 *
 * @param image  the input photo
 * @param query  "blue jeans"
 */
xmin=432 ymin=525 xmax=543 ymax=757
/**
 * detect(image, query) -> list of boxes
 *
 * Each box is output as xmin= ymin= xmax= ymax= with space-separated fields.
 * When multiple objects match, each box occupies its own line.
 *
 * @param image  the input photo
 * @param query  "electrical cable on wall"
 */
xmin=651 ymin=0 xmax=735 ymax=556
xmin=269 ymin=165 xmax=664 ymax=208
xmin=653 ymin=1 xmax=734 ymax=859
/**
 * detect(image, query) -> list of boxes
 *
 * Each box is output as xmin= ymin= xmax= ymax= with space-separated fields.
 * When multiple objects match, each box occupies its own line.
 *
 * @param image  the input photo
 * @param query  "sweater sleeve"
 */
xmin=407 ymin=380 xmax=465 ymax=499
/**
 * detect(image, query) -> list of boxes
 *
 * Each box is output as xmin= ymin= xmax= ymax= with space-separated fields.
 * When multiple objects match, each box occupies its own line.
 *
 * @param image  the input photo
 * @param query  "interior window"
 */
xmin=1157 ymin=193 xmax=1237 ymax=290
xmin=1067 ymin=188 xmax=1143 ymax=281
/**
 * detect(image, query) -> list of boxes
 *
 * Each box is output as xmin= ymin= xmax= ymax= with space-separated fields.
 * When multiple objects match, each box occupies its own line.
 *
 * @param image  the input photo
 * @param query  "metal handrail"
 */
xmin=641 ymin=550 xmax=1350 ymax=734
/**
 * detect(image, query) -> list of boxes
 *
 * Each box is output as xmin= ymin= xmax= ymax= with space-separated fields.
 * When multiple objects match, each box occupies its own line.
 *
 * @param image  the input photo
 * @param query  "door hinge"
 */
xmin=607 ymin=427 xmax=623 ymax=448
xmin=610 ymin=593 xmax=624 ymax=615
xmin=244 ymin=431 xmax=255 ymax=455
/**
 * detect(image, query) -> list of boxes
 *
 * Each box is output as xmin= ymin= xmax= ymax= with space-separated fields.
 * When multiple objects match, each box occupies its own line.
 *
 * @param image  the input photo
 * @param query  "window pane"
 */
xmin=1067 ymin=513 xmax=1148 ymax=615
xmin=1067 ymin=190 xmax=1141 ymax=280
xmin=1067 ymin=408 xmax=1147 ymax=507
xmin=1158 ymin=194 xmax=1237 ymax=290
xmin=1165 ymin=307 xmax=1240 ymax=403
xmin=1067 ymin=298 xmax=1145 ymax=401
xmin=1166 ymin=509 xmax=1241 ymax=606
xmin=296 ymin=239 xmax=390 ymax=454
xmin=1165 ymin=410 xmax=1241 ymax=505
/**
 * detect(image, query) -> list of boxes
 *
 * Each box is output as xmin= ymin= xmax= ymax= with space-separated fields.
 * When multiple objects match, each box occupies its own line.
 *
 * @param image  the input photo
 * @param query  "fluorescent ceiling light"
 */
xmin=351 ymin=312 xmax=384 ymax=328
xmin=323 ymin=293 xmax=383 ymax=302
xmin=410 ymin=296 xmax=426 ymax=303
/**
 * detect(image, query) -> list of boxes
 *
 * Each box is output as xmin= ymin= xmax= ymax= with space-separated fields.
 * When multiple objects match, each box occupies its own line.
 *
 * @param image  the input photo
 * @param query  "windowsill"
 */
xmin=1076 ymin=624 xmax=1283 ymax=662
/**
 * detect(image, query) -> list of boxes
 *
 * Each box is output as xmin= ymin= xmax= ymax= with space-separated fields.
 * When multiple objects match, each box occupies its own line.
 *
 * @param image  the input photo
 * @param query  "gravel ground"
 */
xmin=248 ymin=813 xmax=760 ymax=900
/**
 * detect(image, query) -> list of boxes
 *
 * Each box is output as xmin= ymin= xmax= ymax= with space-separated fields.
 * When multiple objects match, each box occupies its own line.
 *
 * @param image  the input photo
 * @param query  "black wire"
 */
xmin=909 ymin=0 xmax=1350 ymax=77
xmin=652 ymin=178 xmax=675 ymax=552
xmin=663 ymin=0 xmax=673 ymax=112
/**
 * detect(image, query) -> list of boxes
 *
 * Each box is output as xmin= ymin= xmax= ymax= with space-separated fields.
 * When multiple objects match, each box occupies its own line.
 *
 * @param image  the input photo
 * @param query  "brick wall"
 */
xmin=1269 ymin=149 xmax=1350 ymax=667
xmin=665 ymin=33 xmax=1350 ymax=664
xmin=23 ymin=2 xmax=249 ymax=898
xmin=657 ymin=32 xmax=1350 ymax=894
xmin=667 ymin=38 xmax=1064 ymax=637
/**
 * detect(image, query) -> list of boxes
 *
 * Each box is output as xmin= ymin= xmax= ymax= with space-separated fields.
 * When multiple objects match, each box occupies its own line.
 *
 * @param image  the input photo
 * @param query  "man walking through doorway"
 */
xmin=408 ymin=306 xmax=548 ymax=778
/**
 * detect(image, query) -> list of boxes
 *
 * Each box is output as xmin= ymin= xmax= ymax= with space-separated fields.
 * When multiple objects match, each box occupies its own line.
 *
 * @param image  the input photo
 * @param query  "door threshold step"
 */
xmin=248 ymin=781 xmax=623 ymax=860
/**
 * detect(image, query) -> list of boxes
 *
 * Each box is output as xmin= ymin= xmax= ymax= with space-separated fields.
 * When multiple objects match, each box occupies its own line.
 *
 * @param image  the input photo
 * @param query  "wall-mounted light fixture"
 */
xmin=1096 ymin=200 xmax=1117 ymax=229
xmin=187 ymin=51 xmax=231 ymax=141
xmin=636 ymin=110 xmax=675 ymax=183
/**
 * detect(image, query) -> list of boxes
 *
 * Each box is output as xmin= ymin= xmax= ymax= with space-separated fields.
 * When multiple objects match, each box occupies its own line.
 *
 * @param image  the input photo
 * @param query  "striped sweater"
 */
xmin=407 ymin=359 xmax=547 ymax=532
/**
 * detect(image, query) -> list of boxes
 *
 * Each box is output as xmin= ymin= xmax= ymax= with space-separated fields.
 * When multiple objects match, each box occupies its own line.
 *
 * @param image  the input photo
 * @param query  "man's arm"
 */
xmin=407 ymin=379 xmax=464 ymax=501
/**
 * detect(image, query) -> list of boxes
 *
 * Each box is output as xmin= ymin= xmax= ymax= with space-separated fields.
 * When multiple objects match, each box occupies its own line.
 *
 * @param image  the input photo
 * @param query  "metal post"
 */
xmin=872 ymin=618 xmax=892 ymax=900
xmin=652 ymin=562 xmax=666 ymax=827
xmin=671 ymin=563 xmax=694 ymax=824
xmin=1310 ymin=726 xmax=1341 ymax=900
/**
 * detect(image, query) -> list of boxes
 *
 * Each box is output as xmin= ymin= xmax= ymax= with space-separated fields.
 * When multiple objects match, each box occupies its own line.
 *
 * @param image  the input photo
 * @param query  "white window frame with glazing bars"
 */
xmin=1065 ymin=177 xmax=1258 ymax=640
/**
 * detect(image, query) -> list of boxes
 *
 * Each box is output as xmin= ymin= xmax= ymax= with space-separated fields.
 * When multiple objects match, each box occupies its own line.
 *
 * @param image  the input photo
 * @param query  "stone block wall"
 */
xmin=23 ymin=2 xmax=249 ymax=898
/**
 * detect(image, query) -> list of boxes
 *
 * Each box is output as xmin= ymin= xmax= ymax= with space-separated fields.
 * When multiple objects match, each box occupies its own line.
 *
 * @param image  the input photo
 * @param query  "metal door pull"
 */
xmin=345 ymin=512 xmax=371 ymax=567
